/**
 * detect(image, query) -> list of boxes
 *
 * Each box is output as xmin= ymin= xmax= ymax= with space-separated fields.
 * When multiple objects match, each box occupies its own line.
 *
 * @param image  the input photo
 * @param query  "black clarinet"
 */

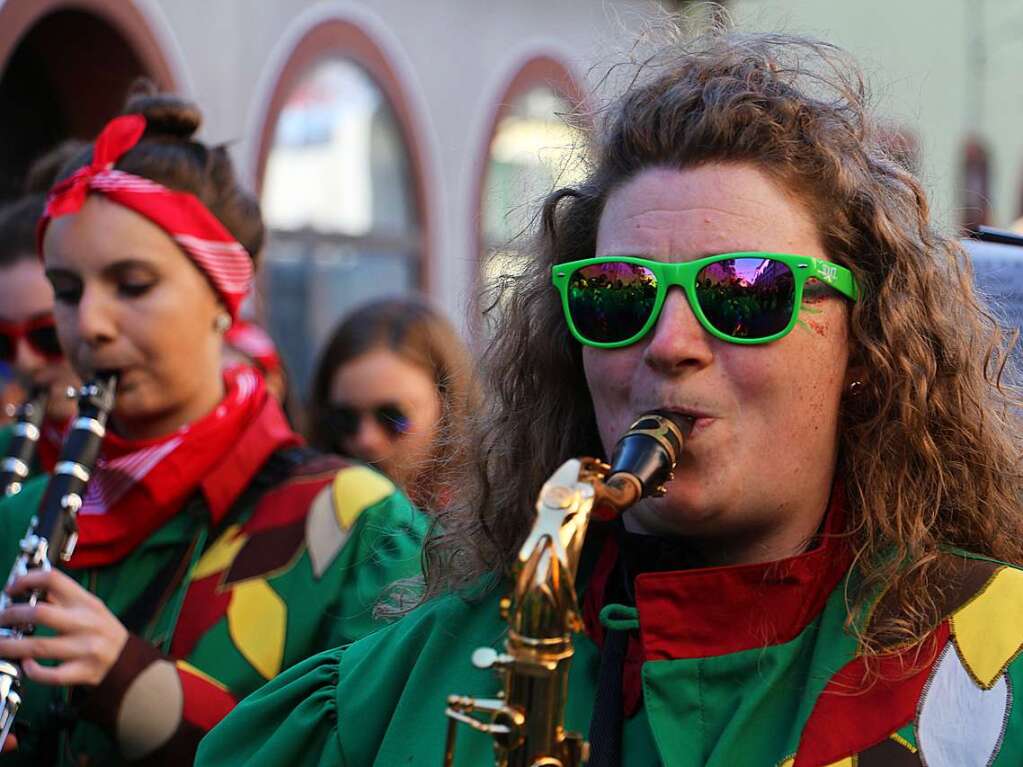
xmin=1 ymin=389 xmax=49 ymax=498
xmin=0 ymin=375 xmax=116 ymax=745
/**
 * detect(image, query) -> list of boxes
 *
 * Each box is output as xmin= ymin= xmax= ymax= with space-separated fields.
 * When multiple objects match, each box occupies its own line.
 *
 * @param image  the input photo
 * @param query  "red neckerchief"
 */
xmin=582 ymin=485 xmax=850 ymax=717
xmin=37 ymin=114 xmax=252 ymax=320
xmin=66 ymin=366 xmax=300 ymax=568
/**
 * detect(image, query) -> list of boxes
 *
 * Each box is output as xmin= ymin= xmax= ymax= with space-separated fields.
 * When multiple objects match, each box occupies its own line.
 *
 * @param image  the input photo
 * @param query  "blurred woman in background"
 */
xmin=307 ymin=296 xmax=477 ymax=511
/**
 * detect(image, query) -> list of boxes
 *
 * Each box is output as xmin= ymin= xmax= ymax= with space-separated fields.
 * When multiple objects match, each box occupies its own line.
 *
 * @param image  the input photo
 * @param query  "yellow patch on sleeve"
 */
xmin=226 ymin=579 xmax=287 ymax=680
xmin=175 ymin=659 xmax=230 ymax=692
xmin=950 ymin=565 xmax=1023 ymax=688
xmin=776 ymin=757 xmax=795 ymax=767
xmin=191 ymin=524 xmax=246 ymax=580
xmin=331 ymin=466 xmax=395 ymax=530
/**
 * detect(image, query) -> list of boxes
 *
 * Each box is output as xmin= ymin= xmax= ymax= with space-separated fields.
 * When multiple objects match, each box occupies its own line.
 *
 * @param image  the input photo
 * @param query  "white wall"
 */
xmin=727 ymin=0 xmax=1023 ymax=234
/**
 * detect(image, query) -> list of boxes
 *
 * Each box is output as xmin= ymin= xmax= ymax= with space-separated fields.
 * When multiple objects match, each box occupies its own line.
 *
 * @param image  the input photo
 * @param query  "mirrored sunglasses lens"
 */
xmin=26 ymin=324 xmax=62 ymax=358
xmin=567 ymin=262 xmax=657 ymax=344
xmin=696 ymin=258 xmax=795 ymax=339
xmin=376 ymin=405 xmax=410 ymax=436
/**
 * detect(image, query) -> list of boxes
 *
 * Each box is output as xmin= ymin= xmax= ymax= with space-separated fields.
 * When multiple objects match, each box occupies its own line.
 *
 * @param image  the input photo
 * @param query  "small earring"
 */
xmin=847 ymin=380 xmax=864 ymax=396
xmin=214 ymin=313 xmax=232 ymax=334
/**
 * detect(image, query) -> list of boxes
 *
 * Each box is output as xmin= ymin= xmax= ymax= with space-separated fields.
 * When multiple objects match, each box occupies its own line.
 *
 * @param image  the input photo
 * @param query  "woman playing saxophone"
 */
xmin=199 ymin=29 xmax=1023 ymax=766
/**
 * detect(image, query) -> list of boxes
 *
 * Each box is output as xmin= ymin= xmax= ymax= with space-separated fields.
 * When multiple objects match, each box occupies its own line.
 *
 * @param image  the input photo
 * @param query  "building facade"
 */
xmin=2 ymin=0 xmax=1019 ymax=394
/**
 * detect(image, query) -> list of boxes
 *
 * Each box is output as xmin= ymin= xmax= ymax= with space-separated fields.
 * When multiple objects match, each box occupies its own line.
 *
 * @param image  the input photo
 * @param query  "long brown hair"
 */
xmin=424 ymin=29 xmax=1023 ymax=653
xmin=308 ymin=296 xmax=479 ymax=511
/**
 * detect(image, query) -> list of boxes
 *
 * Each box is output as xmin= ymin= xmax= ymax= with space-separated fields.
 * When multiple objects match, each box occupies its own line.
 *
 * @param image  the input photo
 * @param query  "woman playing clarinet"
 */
xmin=0 ymin=87 xmax=429 ymax=766
xmin=200 ymin=30 xmax=1023 ymax=767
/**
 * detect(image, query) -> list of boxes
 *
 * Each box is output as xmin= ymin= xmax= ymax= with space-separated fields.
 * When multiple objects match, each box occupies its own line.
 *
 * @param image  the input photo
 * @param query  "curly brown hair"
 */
xmin=423 ymin=29 xmax=1023 ymax=653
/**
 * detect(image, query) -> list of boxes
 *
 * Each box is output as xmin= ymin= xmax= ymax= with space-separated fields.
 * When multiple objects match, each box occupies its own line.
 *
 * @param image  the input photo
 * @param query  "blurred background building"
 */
xmin=1 ymin=0 xmax=1021 ymax=399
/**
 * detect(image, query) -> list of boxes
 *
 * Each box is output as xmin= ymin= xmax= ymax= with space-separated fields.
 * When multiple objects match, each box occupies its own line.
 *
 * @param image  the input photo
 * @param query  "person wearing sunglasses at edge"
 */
xmin=0 ymin=143 xmax=88 ymax=480
xmin=307 ymin=297 xmax=479 ymax=513
xmin=199 ymin=28 xmax=1023 ymax=767
xmin=0 ymin=85 xmax=429 ymax=766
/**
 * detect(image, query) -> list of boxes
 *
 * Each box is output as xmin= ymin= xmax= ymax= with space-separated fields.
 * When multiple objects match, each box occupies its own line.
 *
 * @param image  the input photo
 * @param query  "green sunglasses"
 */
xmin=552 ymin=252 xmax=859 ymax=348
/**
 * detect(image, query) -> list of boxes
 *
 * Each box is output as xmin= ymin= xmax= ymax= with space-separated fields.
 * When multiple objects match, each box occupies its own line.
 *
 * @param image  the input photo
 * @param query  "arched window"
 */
xmin=255 ymin=20 xmax=427 ymax=396
xmin=478 ymin=56 xmax=589 ymax=313
xmin=0 ymin=2 xmax=178 ymax=200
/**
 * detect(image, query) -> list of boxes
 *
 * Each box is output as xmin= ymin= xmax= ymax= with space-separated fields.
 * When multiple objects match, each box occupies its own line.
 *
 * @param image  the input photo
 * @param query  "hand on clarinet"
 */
xmin=0 ymin=569 xmax=128 ymax=687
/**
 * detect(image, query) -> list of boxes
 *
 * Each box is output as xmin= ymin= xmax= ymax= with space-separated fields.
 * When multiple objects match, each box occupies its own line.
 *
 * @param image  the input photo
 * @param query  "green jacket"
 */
xmin=0 ymin=446 xmax=428 ymax=766
xmin=197 ymin=512 xmax=1023 ymax=766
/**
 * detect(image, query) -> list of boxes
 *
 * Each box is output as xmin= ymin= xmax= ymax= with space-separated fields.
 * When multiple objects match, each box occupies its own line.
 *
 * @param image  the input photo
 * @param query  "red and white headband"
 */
xmin=37 ymin=114 xmax=253 ymax=321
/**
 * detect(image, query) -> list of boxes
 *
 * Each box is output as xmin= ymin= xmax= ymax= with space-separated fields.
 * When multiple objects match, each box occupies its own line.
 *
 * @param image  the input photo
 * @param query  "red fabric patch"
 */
xmin=241 ymin=469 xmax=338 ymax=536
xmin=177 ymin=664 xmax=237 ymax=731
xmin=200 ymin=394 xmax=302 ymax=524
xmin=793 ymin=622 xmax=949 ymax=767
xmin=170 ymin=572 xmax=233 ymax=659
xmin=637 ymin=488 xmax=851 ymax=660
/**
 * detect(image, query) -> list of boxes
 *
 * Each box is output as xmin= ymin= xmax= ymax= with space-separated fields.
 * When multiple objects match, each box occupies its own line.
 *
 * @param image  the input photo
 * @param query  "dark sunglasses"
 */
xmin=326 ymin=402 xmax=411 ymax=440
xmin=552 ymin=252 xmax=859 ymax=347
xmin=0 ymin=315 xmax=63 ymax=363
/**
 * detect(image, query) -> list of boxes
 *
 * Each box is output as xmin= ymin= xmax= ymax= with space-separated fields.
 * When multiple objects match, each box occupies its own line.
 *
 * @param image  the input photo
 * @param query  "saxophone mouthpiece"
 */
xmin=606 ymin=410 xmax=692 ymax=498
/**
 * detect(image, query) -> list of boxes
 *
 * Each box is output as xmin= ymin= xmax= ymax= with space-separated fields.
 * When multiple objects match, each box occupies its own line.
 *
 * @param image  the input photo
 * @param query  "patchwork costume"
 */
xmin=197 ymin=490 xmax=1023 ymax=766
xmin=0 ymin=368 xmax=429 ymax=766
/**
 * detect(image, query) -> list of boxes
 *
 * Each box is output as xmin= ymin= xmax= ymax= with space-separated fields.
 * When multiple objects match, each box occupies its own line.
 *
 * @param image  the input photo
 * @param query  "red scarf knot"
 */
xmin=37 ymin=114 xmax=253 ymax=321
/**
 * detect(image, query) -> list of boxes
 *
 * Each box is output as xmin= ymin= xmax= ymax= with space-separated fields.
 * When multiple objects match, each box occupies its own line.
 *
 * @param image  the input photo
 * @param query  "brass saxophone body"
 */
xmin=444 ymin=411 xmax=690 ymax=767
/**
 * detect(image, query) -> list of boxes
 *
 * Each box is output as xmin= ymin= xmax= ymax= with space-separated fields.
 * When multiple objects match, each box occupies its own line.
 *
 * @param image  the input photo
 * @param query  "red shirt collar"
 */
xmin=634 ymin=485 xmax=851 ymax=661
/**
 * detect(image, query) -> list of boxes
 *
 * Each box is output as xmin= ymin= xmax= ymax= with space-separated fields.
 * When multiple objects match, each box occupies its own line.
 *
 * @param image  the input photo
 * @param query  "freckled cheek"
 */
xmin=583 ymin=348 xmax=643 ymax=452
xmin=582 ymin=349 xmax=636 ymax=405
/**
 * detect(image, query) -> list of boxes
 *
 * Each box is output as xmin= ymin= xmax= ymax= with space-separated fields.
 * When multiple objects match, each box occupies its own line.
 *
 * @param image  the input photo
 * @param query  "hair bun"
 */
xmin=122 ymin=78 xmax=202 ymax=139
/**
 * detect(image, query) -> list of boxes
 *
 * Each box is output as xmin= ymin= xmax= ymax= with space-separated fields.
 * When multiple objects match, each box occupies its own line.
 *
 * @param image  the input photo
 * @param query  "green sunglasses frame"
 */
xmin=552 ymin=252 xmax=859 ymax=348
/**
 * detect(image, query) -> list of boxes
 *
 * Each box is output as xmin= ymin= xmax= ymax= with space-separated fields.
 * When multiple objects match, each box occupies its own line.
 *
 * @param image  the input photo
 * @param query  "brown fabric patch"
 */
xmin=287 ymin=452 xmax=346 ymax=480
xmin=223 ymin=519 xmax=306 ymax=584
xmin=858 ymin=737 xmax=922 ymax=766
xmin=866 ymin=554 xmax=1000 ymax=649
xmin=78 ymin=633 xmax=165 ymax=732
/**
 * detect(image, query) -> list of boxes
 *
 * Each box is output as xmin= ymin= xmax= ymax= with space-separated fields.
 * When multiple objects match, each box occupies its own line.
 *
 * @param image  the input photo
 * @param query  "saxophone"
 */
xmin=1 ymin=388 xmax=49 ymax=497
xmin=0 ymin=375 xmax=116 ymax=746
xmin=443 ymin=411 xmax=690 ymax=767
